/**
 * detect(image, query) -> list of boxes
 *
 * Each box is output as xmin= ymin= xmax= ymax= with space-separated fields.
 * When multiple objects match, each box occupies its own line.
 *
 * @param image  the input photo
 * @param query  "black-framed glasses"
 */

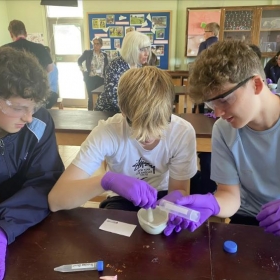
xmin=205 ymin=76 xmax=255 ymax=109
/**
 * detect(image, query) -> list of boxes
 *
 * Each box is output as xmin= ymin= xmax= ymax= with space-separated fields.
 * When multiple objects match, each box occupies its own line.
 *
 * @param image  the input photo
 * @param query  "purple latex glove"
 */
xmin=204 ymin=111 xmax=217 ymax=119
xmin=163 ymin=213 xmax=185 ymax=236
xmin=156 ymin=190 xmax=185 ymax=236
xmin=256 ymin=199 xmax=280 ymax=235
xmin=165 ymin=193 xmax=220 ymax=234
xmin=157 ymin=190 xmax=183 ymax=205
xmin=266 ymin=78 xmax=273 ymax=84
xmin=0 ymin=230 xmax=7 ymax=280
xmin=101 ymin=171 xmax=157 ymax=209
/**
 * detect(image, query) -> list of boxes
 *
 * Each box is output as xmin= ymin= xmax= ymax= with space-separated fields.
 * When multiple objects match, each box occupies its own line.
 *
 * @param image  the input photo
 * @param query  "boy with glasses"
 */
xmin=163 ymin=40 xmax=280 ymax=236
xmin=48 ymin=67 xmax=197 ymax=215
xmin=0 ymin=47 xmax=64 ymax=279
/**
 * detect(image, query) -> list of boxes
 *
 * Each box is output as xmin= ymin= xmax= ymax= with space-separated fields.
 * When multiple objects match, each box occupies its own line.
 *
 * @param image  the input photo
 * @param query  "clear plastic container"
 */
xmin=158 ymin=199 xmax=200 ymax=222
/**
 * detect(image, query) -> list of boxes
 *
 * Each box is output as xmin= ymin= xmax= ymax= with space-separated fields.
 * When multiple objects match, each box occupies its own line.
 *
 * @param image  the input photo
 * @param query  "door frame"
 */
xmin=46 ymin=17 xmax=87 ymax=107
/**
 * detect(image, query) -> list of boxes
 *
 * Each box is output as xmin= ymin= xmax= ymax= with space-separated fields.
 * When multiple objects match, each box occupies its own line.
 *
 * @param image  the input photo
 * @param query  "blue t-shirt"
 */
xmin=211 ymin=117 xmax=280 ymax=217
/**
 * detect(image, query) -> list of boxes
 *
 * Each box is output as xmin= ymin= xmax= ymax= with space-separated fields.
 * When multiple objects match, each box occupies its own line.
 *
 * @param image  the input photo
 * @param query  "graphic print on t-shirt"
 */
xmin=132 ymin=157 xmax=155 ymax=179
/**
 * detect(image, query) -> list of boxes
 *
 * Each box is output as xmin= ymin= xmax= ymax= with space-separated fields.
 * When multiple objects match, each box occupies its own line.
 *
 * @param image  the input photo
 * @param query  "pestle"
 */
xmin=147 ymin=208 xmax=154 ymax=223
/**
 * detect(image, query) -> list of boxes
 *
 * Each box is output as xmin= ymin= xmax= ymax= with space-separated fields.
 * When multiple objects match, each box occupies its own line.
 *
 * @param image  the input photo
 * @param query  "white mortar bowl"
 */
xmin=137 ymin=207 xmax=168 ymax=235
xmin=268 ymin=83 xmax=277 ymax=90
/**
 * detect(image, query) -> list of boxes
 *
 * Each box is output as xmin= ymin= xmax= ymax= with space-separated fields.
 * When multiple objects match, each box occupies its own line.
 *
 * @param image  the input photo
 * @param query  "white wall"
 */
xmin=5 ymin=0 xmax=48 ymax=45
xmin=0 ymin=1 xmax=10 ymax=45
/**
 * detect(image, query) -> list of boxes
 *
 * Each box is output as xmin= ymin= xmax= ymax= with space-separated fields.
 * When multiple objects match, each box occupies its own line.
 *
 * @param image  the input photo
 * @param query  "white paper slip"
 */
xmin=99 ymin=219 xmax=136 ymax=237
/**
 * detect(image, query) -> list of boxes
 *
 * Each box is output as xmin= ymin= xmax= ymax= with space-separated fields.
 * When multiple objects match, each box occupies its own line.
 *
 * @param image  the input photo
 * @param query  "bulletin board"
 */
xmin=87 ymin=11 xmax=171 ymax=69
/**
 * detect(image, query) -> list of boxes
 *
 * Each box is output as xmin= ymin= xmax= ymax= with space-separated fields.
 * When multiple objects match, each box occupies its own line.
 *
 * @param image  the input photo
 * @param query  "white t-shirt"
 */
xmin=72 ymin=114 xmax=197 ymax=193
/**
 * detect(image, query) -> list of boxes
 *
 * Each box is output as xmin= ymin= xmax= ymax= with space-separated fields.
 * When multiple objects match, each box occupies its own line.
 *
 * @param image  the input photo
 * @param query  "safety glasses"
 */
xmin=205 ymin=76 xmax=255 ymax=110
xmin=0 ymin=98 xmax=43 ymax=118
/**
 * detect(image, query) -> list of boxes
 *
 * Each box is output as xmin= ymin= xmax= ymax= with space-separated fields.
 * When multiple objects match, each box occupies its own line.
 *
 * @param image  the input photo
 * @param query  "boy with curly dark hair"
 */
xmin=0 ymin=47 xmax=64 ymax=279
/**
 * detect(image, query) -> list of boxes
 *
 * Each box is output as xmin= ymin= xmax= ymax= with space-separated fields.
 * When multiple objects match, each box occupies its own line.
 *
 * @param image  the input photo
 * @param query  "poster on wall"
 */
xmin=88 ymin=11 xmax=171 ymax=69
xmin=26 ymin=33 xmax=44 ymax=44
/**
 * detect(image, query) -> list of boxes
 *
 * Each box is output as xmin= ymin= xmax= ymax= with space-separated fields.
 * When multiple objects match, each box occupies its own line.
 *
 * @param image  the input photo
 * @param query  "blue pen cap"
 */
xmin=223 ymin=240 xmax=237 ymax=254
xmin=97 ymin=261 xmax=104 ymax=271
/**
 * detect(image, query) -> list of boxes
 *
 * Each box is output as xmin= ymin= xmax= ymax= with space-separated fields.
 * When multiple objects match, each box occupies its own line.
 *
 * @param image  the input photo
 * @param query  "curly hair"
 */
xmin=0 ymin=47 xmax=50 ymax=103
xmin=188 ymin=40 xmax=265 ymax=103
xmin=118 ymin=66 xmax=174 ymax=142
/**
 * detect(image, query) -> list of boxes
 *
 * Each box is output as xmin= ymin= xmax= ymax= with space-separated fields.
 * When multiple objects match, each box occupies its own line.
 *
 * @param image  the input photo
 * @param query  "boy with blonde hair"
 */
xmin=168 ymin=40 xmax=280 ymax=236
xmin=48 ymin=67 xmax=197 ymax=226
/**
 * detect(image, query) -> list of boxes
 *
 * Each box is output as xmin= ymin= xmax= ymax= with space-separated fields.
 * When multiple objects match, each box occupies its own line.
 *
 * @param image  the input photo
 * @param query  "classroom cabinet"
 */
xmin=220 ymin=7 xmax=255 ymax=44
xmin=219 ymin=5 xmax=280 ymax=58
xmin=256 ymin=6 xmax=280 ymax=57
xmin=186 ymin=5 xmax=280 ymax=58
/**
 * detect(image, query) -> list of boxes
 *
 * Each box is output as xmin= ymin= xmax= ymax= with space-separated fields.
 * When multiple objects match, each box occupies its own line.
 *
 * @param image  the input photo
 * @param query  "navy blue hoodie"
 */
xmin=0 ymin=107 xmax=64 ymax=244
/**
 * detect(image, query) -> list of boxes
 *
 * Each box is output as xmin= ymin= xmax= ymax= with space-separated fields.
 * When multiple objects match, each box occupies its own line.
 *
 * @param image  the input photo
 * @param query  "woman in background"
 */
xmin=94 ymin=31 xmax=151 ymax=112
xmin=78 ymin=37 xmax=108 ymax=110
xmin=264 ymin=51 xmax=280 ymax=84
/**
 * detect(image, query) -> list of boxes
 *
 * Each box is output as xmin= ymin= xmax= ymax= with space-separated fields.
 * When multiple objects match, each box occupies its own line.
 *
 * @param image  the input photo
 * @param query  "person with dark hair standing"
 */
xmin=0 ymin=47 xmax=64 ymax=279
xmin=264 ymin=51 xmax=280 ymax=83
xmin=4 ymin=20 xmax=53 ymax=73
xmin=78 ymin=37 xmax=109 ymax=110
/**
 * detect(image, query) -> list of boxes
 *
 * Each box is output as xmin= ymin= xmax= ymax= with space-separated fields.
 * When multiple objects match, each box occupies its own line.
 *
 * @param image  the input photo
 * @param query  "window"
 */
xmin=46 ymin=0 xmax=83 ymax=18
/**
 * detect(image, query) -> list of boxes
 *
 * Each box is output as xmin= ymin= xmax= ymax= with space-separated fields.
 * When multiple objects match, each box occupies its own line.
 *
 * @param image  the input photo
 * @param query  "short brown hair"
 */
xmin=188 ymin=40 xmax=265 ymax=103
xmin=205 ymin=22 xmax=220 ymax=36
xmin=0 ymin=47 xmax=49 ymax=103
xmin=8 ymin=20 xmax=27 ymax=37
xmin=118 ymin=66 xmax=174 ymax=142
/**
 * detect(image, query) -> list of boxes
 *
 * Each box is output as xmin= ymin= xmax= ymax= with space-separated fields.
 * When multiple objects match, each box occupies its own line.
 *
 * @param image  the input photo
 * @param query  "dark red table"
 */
xmin=5 ymin=208 xmax=280 ymax=280
xmin=5 ymin=208 xmax=211 ymax=280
